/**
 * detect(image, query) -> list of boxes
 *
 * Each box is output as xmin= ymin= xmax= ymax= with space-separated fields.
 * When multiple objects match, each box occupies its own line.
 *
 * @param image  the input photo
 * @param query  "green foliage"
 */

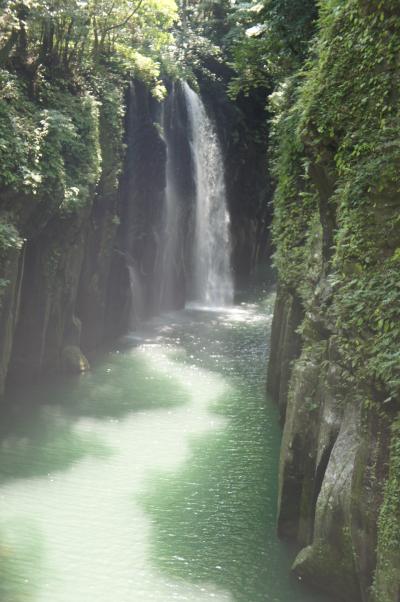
xmin=94 ymin=76 xmax=125 ymax=195
xmin=0 ymin=71 xmax=103 ymax=215
xmin=377 ymin=417 xmax=400 ymax=553
xmin=0 ymin=0 xmax=171 ymax=221
xmin=0 ymin=0 xmax=185 ymax=216
xmin=0 ymin=69 xmax=39 ymax=191
xmin=0 ymin=0 xmax=178 ymax=91
xmin=270 ymin=82 xmax=318 ymax=291
xmin=166 ymin=0 xmax=317 ymax=93
xmin=0 ymin=217 xmax=23 ymax=309
xmin=271 ymin=0 xmax=400 ymax=401
xmin=159 ymin=0 xmax=227 ymax=85
xmin=269 ymin=10 xmax=400 ymax=597
xmin=226 ymin=0 xmax=318 ymax=97
xmin=373 ymin=415 xmax=400 ymax=601
xmin=0 ymin=219 xmax=23 ymax=254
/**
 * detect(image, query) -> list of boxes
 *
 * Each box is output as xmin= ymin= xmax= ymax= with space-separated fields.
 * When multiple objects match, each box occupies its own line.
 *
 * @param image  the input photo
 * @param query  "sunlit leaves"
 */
xmin=271 ymin=0 xmax=400 ymax=402
xmin=226 ymin=0 xmax=318 ymax=97
xmin=0 ymin=0 xmax=179 ymax=85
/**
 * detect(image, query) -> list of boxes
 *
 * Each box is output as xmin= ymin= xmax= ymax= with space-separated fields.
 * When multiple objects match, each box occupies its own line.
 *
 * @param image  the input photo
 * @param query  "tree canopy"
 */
xmin=0 ymin=0 xmax=178 ymax=96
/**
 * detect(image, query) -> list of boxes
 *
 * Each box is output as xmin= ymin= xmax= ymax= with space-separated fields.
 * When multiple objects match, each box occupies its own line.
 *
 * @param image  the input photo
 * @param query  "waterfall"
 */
xmin=127 ymin=261 xmax=145 ymax=328
xmin=158 ymin=91 xmax=183 ymax=310
xmin=183 ymin=83 xmax=234 ymax=307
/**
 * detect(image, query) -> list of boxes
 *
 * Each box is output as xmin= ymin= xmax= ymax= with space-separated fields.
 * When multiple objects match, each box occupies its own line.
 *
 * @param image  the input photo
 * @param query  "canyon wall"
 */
xmin=267 ymin=2 xmax=400 ymax=601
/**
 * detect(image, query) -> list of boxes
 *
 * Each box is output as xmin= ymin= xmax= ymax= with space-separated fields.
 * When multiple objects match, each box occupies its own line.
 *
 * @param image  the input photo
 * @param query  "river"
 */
xmin=0 ymin=287 xmax=328 ymax=602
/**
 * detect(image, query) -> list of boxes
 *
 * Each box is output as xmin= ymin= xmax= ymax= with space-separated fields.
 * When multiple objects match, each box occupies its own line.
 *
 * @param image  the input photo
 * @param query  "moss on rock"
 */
xmin=268 ymin=2 xmax=400 ymax=600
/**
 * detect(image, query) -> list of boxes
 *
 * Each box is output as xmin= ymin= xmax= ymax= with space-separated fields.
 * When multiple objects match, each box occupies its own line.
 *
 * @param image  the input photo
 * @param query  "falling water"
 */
xmin=127 ymin=262 xmax=145 ymax=328
xmin=183 ymin=83 xmax=234 ymax=306
xmin=158 ymin=91 xmax=183 ymax=310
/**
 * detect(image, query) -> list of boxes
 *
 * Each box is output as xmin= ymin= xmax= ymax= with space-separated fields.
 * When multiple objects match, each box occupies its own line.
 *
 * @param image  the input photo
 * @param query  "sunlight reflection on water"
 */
xmin=0 ymin=291 xmax=329 ymax=602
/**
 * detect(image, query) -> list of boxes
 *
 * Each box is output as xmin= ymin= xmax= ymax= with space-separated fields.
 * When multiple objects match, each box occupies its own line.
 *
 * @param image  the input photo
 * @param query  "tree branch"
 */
xmin=101 ymin=0 xmax=145 ymax=36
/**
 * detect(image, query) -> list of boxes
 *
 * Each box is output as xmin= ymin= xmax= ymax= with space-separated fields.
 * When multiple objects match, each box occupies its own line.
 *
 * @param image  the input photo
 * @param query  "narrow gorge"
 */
xmin=0 ymin=1 xmax=399 ymax=601
xmin=0 ymin=76 xmax=267 ymax=392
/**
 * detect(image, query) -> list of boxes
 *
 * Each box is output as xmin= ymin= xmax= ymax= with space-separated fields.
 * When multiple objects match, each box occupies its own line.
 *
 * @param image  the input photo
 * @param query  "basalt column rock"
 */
xmin=107 ymin=79 xmax=167 ymax=331
xmin=155 ymin=82 xmax=195 ymax=312
xmin=0 ymin=242 xmax=26 ymax=396
xmin=267 ymin=285 xmax=304 ymax=423
xmin=7 ymin=208 xmax=91 ymax=382
xmin=77 ymin=94 xmax=124 ymax=351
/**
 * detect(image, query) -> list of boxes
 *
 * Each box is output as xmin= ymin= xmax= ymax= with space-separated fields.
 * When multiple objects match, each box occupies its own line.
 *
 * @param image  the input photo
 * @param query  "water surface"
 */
xmin=0 ymin=290 xmax=328 ymax=602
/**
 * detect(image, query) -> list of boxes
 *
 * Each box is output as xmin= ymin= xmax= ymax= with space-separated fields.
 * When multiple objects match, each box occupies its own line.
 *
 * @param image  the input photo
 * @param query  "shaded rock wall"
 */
xmin=108 ymin=79 xmax=167 ymax=329
xmin=0 ymin=78 xmax=157 ymax=391
xmin=155 ymin=82 xmax=195 ymax=311
xmin=0 ymin=85 xmax=107 ymax=392
xmin=267 ymin=2 xmax=400 ymax=600
xmin=8 ymin=207 xmax=91 ymax=381
xmin=270 ymin=289 xmax=397 ymax=602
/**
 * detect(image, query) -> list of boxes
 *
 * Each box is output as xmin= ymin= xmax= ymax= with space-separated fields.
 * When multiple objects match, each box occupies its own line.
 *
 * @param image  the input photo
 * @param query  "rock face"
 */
xmin=0 ymin=80 xmax=122 ymax=389
xmin=0 ymin=77 xmax=165 ymax=390
xmin=267 ymin=2 xmax=400 ymax=601
xmin=0 ymin=243 xmax=25 ymax=394
xmin=270 ymin=281 xmax=398 ymax=602
xmin=61 ymin=345 xmax=90 ymax=374
xmin=0 ymin=75 xmax=269 ymax=396
xmin=155 ymin=82 xmax=195 ymax=311
xmin=107 ymin=80 xmax=167 ymax=330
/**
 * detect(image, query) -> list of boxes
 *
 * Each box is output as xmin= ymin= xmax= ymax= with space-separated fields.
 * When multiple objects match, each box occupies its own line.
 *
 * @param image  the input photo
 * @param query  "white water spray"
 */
xmin=158 ymin=95 xmax=182 ymax=310
xmin=127 ymin=262 xmax=145 ymax=327
xmin=183 ymin=83 xmax=234 ymax=306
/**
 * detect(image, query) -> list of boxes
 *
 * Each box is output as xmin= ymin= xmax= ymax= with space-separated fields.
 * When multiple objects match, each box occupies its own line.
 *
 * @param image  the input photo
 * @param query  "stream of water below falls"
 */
xmin=0 ymin=289 xmax=329 ymax=602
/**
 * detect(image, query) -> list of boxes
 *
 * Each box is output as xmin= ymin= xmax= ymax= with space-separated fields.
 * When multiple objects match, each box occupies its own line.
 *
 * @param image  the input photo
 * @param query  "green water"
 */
xmin=0 ymin=291 xmax=328 ymax=602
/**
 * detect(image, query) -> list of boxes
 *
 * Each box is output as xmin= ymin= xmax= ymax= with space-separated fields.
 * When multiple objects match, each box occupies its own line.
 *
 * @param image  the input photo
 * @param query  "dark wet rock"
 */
xmin=61 ymin=345 xmax=90 ymax=374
